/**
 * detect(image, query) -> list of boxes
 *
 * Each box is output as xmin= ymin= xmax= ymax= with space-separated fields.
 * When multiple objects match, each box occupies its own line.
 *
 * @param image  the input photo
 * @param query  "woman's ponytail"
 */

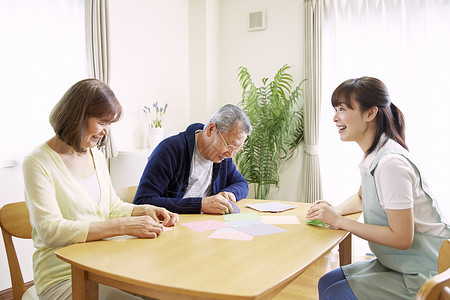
xmin=389 ymin=102 xmax=408 ymax=150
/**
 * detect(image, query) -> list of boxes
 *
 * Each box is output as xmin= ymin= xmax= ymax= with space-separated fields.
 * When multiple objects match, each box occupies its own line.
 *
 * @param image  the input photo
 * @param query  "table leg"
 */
xmin=72 ymin=265 xmax=99 ymax=300
xmin=339 ymin=233 xmax=352 ymax=266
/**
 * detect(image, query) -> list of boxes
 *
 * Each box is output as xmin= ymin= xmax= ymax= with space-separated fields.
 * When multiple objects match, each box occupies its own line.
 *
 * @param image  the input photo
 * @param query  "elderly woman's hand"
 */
xmin=132 ymin=204 xmax=179 ymax=227
xmin=120 ymin=216 xmax=164 ymax=238
xmin=144 ymin=205 xmax=179 ymax=227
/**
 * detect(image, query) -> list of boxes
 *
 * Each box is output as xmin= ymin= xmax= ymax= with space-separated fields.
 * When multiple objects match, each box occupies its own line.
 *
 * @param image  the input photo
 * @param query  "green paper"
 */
xmin=306 ymin=219 xmax=328 ymax=227
xmin=223 ymin=212 xmax=260 ymax=222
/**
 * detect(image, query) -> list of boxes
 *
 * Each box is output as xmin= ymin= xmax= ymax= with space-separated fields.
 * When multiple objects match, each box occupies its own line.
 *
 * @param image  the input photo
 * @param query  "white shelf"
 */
xmin=117 ymin=148 xmax=152 ymax=157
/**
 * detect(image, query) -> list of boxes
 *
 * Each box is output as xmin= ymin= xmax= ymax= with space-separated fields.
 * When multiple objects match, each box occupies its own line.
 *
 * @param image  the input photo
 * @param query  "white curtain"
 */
xmin=0 ymin=0 xmax=87 ymax=163
xmin=319 ymin=0 xmax=450 ymax=220
xmin=299 ymin=0 xmax=323 ymax=203
xmin=85 ymin=0 xmax=118 ymax=159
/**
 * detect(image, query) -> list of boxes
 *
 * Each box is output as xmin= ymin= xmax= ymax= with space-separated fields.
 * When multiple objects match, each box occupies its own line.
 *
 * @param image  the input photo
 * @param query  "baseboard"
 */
xmin=0 ymin=281 xmax=34 ymax=300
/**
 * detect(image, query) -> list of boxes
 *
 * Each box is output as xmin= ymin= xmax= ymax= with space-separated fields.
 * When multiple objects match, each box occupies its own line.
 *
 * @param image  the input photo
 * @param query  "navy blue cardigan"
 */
xmin=133 ymin=123 xmax=249 ymax=213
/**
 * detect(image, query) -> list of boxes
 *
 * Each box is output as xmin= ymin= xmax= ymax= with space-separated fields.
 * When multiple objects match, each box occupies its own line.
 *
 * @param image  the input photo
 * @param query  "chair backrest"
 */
xmin=416 ymin=239 xmax=450 ymax=300
xmin=0 ymin=201 xmax=37 ymax=300
xmin=438 ymin=239 xmax=450 ymax=273
xmin=123 ymin=185 xmax=138 ymax=203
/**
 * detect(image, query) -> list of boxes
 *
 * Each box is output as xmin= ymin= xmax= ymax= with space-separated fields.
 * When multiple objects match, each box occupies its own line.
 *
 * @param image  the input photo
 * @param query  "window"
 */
xmin=320 ymin=0 xmax=450 ymax=220
xmin=0 ymin=0 xmax=88 ymax=164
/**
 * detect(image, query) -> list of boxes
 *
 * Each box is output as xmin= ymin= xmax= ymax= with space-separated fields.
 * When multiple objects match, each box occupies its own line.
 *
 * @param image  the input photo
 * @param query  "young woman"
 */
xmin=306 ymin=77 xmax=450 ymax=299
xmin=23 ymin=79 xmax=179 ymax=300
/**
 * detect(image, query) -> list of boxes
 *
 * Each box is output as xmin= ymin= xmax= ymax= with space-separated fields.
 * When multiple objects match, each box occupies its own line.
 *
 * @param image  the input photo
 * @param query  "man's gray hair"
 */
xmin=204 ymin=104 xmax=252 ymax=134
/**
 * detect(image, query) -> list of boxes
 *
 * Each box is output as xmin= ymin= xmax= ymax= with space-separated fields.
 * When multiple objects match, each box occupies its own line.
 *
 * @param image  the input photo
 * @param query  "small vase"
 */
xmin=148 ymin=127 xmax=164 ymax=152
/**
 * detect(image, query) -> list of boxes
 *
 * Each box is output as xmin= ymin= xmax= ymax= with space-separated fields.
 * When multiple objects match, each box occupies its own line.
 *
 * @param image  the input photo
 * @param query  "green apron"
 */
xmin=342 ymin=146 xmax=450 ymax=300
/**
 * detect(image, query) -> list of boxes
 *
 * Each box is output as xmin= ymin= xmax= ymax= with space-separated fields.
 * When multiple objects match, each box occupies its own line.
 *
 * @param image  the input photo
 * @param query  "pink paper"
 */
xmin=181 ymin=220 xmax=230 ymax=232
xmin=208 ymin=228 xmax=253 ymax=241
xmin=234 ymin=224 xmax=287 ymax=237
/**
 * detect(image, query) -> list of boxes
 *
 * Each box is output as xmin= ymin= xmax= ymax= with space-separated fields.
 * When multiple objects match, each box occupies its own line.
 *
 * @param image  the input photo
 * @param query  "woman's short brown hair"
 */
xmin=49 ymin=79 xmax=122 ymax=153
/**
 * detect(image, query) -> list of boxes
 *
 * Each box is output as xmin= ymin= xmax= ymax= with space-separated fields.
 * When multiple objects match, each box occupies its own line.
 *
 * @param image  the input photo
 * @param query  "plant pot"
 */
xmin=148 ymin=127 xmax=164 ymax=152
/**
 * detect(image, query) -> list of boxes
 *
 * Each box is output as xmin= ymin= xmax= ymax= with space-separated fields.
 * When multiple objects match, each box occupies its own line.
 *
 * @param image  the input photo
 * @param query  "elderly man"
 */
xmin=133 ymin=104 xmax=252 ymax=214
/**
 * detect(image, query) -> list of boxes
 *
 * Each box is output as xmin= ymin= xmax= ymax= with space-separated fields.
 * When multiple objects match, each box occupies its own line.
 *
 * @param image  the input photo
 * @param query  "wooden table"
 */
xmin=55 ymin=199 xmax=360 ymax=300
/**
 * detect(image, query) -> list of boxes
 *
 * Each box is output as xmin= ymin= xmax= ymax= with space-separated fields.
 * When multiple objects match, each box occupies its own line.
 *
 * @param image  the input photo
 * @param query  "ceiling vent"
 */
xmin=248 ymin=10 xmax=266 ymax=31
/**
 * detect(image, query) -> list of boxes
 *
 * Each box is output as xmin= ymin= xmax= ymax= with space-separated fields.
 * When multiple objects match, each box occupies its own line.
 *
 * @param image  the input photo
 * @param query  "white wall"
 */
xmin=189 ymin=0 xmax=222 ymax=123
xmin=218 ymin=0 xmax=305 ymax=201
xmin=108 ymin=0 xmax=191 ymax=149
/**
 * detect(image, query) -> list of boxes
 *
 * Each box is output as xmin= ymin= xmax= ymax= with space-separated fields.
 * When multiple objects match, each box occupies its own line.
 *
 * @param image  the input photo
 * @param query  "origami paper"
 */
xmin=223 ymin=212 xmax=260 ymax=222
xmin=260 ymin=216 xmax=300 ymax=224
xmin=246 ymin=202 xmax=297 ymax=212
xmin=181 ymin=220 xmax=230 ymax=232
xmin=233 ymin=224 xmax=287 ymax=237
xmin=208 ymin=228 xmax=253 ymax=241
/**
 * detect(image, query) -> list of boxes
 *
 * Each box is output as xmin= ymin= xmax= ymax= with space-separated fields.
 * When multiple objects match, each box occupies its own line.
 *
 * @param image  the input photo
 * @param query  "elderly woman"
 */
xmin=23 ymin=79 xmax=178 ymax=300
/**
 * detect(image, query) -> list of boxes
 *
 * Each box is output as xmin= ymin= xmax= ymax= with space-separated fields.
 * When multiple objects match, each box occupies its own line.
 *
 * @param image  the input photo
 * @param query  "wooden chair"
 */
xmin=123 ymin=185 xmax=138 ymax=203
xmin=416 ymin=239 xmax=450 ymax=300
xmin=0 ymin=201 xmax=38 ymax=300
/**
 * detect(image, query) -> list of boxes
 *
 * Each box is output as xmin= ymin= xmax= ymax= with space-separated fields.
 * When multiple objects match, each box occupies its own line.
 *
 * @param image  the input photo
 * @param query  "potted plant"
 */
xmin=143 ymin=101 xmax=168 ymax=150
xmin=236 ymin=65 xmax=306 ymax=199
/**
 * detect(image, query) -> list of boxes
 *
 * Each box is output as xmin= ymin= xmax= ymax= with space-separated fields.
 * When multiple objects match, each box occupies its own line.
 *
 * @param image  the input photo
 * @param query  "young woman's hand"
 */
xmin=306 ymin=200 xmax=343 ymax=228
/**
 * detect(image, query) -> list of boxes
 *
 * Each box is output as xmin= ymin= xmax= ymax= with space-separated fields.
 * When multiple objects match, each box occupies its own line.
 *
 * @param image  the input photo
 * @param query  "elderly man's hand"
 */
xmin=201 ymin=194 xmax=234 ymax=214
xmin=217 ymin=191 xmax=236 ymax=203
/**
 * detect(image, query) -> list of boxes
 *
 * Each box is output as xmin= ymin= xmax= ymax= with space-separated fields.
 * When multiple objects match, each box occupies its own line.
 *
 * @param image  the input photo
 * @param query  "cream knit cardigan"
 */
xmin=23 ymin=143 xmax=134 ymax=294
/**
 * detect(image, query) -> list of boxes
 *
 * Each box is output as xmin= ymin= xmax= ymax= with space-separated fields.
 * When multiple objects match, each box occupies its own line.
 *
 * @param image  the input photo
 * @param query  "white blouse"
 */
xmin=360 ymin=137 xmax=450 ymax=237
xmin=77 ymin=170 xmax=101 ymax=204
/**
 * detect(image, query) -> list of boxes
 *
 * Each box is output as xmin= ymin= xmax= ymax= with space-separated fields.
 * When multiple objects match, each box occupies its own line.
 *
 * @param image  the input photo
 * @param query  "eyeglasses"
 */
xmin=216 ymin=127 xmax=244 ymax=153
